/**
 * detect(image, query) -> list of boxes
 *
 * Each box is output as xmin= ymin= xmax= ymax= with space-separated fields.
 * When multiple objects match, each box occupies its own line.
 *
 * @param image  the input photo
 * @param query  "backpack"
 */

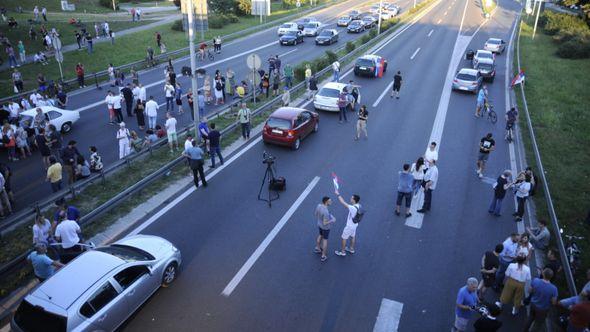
xmin=352 ymin=204 xmax=364 ymax=224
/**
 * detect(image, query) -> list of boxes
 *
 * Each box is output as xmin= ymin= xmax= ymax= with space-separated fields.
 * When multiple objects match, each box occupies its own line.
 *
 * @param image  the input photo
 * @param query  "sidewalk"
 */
xmin=0 ymin=14 xmax=180 ymax=71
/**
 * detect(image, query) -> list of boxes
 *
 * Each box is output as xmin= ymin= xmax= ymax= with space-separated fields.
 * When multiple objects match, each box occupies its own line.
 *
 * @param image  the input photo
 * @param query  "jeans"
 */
xmin=148 ymin=116 xmax=157 ymax=129
xmin=422 ymin=188 xmax=433 ymax=210
xmin=240 ymin=122 xmax=250 ymax=139
xmin=50 ymin=180 xmax=62 ymax=193
xmin=114 ymin=108 xmax=123 ymax=123
xmin=210 ymin=146 xmax=224 ymax=167
xmin=87 ymin=42 xmax=93 ymax=54
xmin=333 ymin=70 xmax=339 ymax=82
xmin=285 ymin=76 xmax=292 ymax=88
xmin=166 ymin=97 xmax=174 ymax=112
xmin=338 ymin=106 xmax=347 ymax=122
xmin=495 ymin=258 xmax=512 ymax=288
xmin=516 ymin=196 xmax=527 ymax=218
xmin=8 ymin=55 xmax=17 ymax=67
xmin=77 ymin=75 xmax=84 ymax=87
xmin=488 ymin=196 xmax=504 ymax=215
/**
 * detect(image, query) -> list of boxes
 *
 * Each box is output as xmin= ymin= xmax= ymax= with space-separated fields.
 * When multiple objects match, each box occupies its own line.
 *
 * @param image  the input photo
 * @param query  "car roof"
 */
xmin=20 ymin=106 xmax=60 ymax=116
xmin=476 ymin=49 xmax=493 ymax=55
xmin=31 ymin=250 xmax=126 ymax=309
xmin=321 ymin=29 xmax=337 ymax=33
xmin=282 ymin=22 xmax=296 ymax=25
xmin=322 ymin=82 xmax=348 ymax=91
xmin=350 ymin=20 xmax=362 ymax=23
xmin=458 ymin=68 xmax=479 ymax=75
xmin=270 ymin=107 xmax=307 ymax=119
xmin=359 ymin=54 xmax=380 ymax=60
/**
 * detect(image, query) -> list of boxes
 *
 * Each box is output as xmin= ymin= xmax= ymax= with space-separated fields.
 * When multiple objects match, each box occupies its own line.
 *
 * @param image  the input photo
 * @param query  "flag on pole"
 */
xmin=331 ymin=172 xmax=341 ymax=192
xmin=511 ymin=69 xmax=526 ymax=87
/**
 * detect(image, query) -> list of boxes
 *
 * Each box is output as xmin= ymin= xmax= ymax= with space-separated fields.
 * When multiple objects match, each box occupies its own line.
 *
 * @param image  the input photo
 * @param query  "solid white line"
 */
xmin=410 ymin=47 xmax=421 ymax=60
xmin=221 ymin=176 xmax=321 ymax=297
xmin=437 ymin=18 xmax=442 ymax=24
xmin=372 ymin=81 xmax=393 ymax=107
xmin=428 ymin=29 xmax=434 ymax=37
xmin=127 ymin=136 xmax=263 ymax=236
xmin=278 ymin=48 xmax=298 ymax=58
xmin=373 ymin=298 xmax=404 ymax=332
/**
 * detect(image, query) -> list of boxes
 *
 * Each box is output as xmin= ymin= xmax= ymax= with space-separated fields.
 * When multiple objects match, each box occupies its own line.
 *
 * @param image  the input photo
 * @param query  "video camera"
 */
xmin=262 ymin=151 xmax=276 ymax=165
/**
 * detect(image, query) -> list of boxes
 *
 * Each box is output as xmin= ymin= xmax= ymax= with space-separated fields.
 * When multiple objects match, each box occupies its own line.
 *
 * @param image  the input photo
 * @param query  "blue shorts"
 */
xmin=318 ymin=227 xmax=330 ymax=240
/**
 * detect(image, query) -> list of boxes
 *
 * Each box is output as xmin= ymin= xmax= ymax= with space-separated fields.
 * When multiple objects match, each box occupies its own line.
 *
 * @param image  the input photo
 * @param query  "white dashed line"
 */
xmin=437 ymin=18 xmax=442 ymax=24
xmin=444 ymin=11 xmax=448 ymax=16
xmin=373 ymin=298 xmax=404 ymax=332
xmin=410 ymin=47 xmax=421 ymax=60
xmin=372 ymin=81 xmax=394 ymax=107
xmin=428 ymin=29 xmax=434 ymax=37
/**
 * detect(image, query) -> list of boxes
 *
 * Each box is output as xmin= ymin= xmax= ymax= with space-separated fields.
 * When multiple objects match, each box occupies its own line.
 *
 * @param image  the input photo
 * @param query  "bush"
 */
xmin=369 ymin=28 xmax=377 ymax=38
xmin=544 ymin=12 xmax=589 ymax=36
xmin=361 ymin=34 xmax=372 ymax=44
xmin=171 ymin=19 xmax=184 ymax=32
xmin=556 ymin=37 xmax=590 ymax=58
xmin=325 ymin=50 xmax=338 ymax=64
xmin=313 ymin=57 xmax=330 ymax=73
xmin=236 ymin=0 xmax=252 ymax=15
xmin=225 ymin=13 xmax=239 ymax=23
xmin=99 ymin=0 xmax=119 ymax=10
xmin=294 ymin=63 xmax=308 ymax=81
xmin=345 ymin=41 xmax=356 ymax=53
xmin=173 ymin=0 xmax=181 ymax=7
xmin=209 ymin=15 xmax=225 ymax=29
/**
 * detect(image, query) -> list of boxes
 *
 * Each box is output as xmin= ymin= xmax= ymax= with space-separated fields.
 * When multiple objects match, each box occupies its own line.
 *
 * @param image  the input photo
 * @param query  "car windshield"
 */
xmin=478 ymin=63 xmax=494 ymax=71
xmin=19 ymin=115 xmax=34 ymax=128
xmin=267 ymin=117 xmax=292 ymax=130
xmin=304 ymin=23 xmax=317 ymax=29
xmin=488 ymin=39 xmax=501 ymax=45
xmin=457 ymin=73 xmax=476 ymax=81
xmin=356 ymin=58 xmax=374 ymax=67
xmin=284 ymin=30 xmax=298 ymax=36
xmin=339 ymin=16 xmax=350 ymax=21
xmin=96 ymin=244 xmax=155 ymax=261
xmin=14 ymin=300 xmax=67 ymax=332
xmin=350 ymin=21 xmax=361 ymax=27
xmin=318 ymin=87 xmax=341 ymax=98
xmin=319 ymin=30 xmax=333 ymax=36
xmin=280 ymin=24 xmax=292 ymax=28
xmin=478 ymin=52 xmax=493 ymax=59
xmin=362 ymin=17 xmax=373 ymax=21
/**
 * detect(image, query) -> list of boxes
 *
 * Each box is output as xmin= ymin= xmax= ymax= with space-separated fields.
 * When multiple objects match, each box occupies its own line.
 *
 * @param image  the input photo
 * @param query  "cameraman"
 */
xmin=453 ymin=277 xmax=479 ymax=332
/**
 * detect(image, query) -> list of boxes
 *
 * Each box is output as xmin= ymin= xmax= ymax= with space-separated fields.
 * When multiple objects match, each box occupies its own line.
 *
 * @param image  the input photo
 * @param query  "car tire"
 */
xmin=292 ymin=138 xmax=301 ymax=150
xmin=61 ymin=122 xmax=72 ymax=133
xmin=313 ymin=121 xmax=319 ymax=133
xmin=162 ymin=262 xmax=178 ymax=286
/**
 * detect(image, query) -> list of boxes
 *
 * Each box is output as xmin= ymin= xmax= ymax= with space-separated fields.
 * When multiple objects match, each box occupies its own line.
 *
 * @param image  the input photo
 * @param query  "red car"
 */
xmin=262 ymin=107 xmax=319 ymax=150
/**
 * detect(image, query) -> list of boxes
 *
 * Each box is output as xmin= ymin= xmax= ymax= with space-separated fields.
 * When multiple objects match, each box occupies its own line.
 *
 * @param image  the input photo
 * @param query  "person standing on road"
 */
xmin=134 ymin=95 xmax=146 ymax=130
xmin=116 ymin=122 xmax=131 ymax=159
xmin=213 ymin=36 xmax=222 ymax=53
xmin=165 ymin=112 xmax=178 ymax=152
xmin=424 ymin=142 xmax=438 ymax=168
xmin=332 ymin=61 xmax=340 ymax=82
xmin=395 ymin=163 xmax=414 ymax=218
xmin=272 ymin=71 xmax=281 ymax=97
xmin=505 ymin=107 xmax=518 ymax=141
xmin=475 ymin=85 xmax=488 ymax=117
xmin=199 ymin=117 xmax=210 ymax=155
xmin=453 ymin=277 xmax=479 ymax=332
xmin=478 ymin=244 xmax=502 ymax=300
xmin=494 ymin=234 xmax=520 ymax=289
xmin=175 ymin=83 xmax=184 ymax=114
xmin=334 ymin=191 xmax=361 ymax=257
xmin=308 ymin=74 xmax=318 ymax=100
xmin=112 ymin=90 xmax=123 ymax=123
xmin=417 ymin=159 xmax=438 ymax=213
xmin=355 ymin=105 xmax=368 ymax=140
xmin=183 ymin=140 xmax=207 ymax=189
xmin=337 ymin=88 xmax=349 ymax=123
xmin=498 ymin=254 xmax=531 ymax=315
xmin=391 ymin=71 xmax=402 ymax=99
xmin=305 ymin=64 xmax=312 ymax=87
xmin=238 ymin=103 xmax=251 ymax=140
xmin=476 ymin=133 xmax=495 ymax=178
xmin=121 ymin=83 xmax=134 ymax=117
xmin=197 ymin=90 xmax=206 ymax=119
xmin=208 ymin=123 xmax=223 ymax=168
xmin=488 ymin=170 xmax=512 ymax=216
xmin=108 ymin=64 xmax=116 ymax=87
xmin=164 ymin=81 xmax=175 ymax=112
xmin=145 ymin=96 xmax=159 ymax=130
xmin=410 ymin=157 xmax=425 ymax=195
xmin=47 ymin=124 xmax=62 ymax=162
xmin=46 ymin=156 xmax=62 ymax=192
xmin=513 ymin=174 xmax=531 ymax=222
xmin=60 ymin=140 xmax=82 ymax=185
xmin=315 ymin=196 xmax=335 ymax=262
xmin=28 ymin=243 xmax=63 ymax=282
xmin=523 ymin=268 xmax=558 ymax=332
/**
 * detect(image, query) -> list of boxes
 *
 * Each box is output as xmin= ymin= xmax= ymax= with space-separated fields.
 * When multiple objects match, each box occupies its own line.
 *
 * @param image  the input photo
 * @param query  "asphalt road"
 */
xmin=4 ymin=0 xmax=421 ymax=216
xmin=111 ymin=0 xmax=531 ymax=331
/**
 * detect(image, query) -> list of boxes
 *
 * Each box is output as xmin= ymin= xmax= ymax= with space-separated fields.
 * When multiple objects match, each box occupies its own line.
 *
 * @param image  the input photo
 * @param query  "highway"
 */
xmin=104 ymin=0 xmax=531 ymax=330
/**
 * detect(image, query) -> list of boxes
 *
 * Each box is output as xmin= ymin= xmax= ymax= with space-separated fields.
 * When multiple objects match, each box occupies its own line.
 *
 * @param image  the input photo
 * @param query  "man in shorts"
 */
xmin=165 ymin=112 xmax=178 ymax=152
xmin=475 ymin=85 xmax=488 ymax=117
xmin=454 ymin=277 xmax=479 ymax=332
xmin=477 ymin=133 xmax=495 ymax=178
xmin=505 ymin=107 xmax=518 ymax=141
xmin=334 ymin=191 xmax=361 ymax=257
xmin=391 ymin=71 xmax=402 ymax=99
xmin=314 ymin=196 xmax=335 ymax=262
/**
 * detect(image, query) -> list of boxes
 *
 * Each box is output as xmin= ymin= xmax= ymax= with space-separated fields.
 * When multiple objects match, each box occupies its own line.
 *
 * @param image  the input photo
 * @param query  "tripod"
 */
xmin=258 ymin=161 xmax=280 ymax=207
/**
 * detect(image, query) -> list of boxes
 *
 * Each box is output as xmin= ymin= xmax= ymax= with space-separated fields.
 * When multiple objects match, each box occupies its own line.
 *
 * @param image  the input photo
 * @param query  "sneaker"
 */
xmin=511 ymin=307 xmax=518 ymax=315
xmin=417 ymin=208 xmax=427 ymax=213
xmin=495 ymin=301 xmax=502 ymax=308
xmin=345 ymin=247 xmax=355 ymax=254
xmin=405 ymin=212 xmax=412 ymax=218
xmin=314 ymin=247 xmax=321 ymax=253
xmin=335 ymin=250 xmax=346 ymax=257
xmin=478 ymin=173 xmax=483 ymax=179
xmin=320 ymin=255 xmax=327 ymax=262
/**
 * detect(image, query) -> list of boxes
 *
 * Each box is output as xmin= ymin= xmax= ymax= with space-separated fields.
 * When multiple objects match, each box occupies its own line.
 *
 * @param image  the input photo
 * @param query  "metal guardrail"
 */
xmin=0 ymin=1 xmax=336 ymax=105
xmin=515 ymin=16 xmax=577 ymax=296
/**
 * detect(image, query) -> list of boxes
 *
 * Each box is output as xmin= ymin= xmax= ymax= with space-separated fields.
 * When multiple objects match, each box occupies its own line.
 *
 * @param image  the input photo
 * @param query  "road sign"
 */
xmin=296 ymin=0 xmax=301 ymax=8
xmin=246 ymin=53 xmax=262 ymax=70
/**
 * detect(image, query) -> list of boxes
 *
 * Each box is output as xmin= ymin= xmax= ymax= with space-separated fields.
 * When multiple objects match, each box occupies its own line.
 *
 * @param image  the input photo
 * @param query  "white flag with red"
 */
xmin=511 ymin=69 xmax=526 ymax=87
xmin=331 ymin=172 xmax=341 ymax=192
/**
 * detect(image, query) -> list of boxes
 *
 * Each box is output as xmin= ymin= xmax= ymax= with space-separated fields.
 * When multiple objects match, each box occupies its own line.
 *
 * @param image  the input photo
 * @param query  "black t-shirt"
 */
xmin=474 ymin=316 xmax=502 ymax=331
xmin=483 ymin=251 xmax=499 ymax=271
xmin=57 ymin=92 xmax=67 ymax=104
xmin=358 ymin=109 xmax=368 ymax=121
xmin=393 ymin=74 xmax=402 ymax=87
xmin=506 ymin=109 xmax=518 ymax=123
xmin=208 ymin=130 xmax=220 ymax=147
xmin=480 ymin=137 xmax=495 ymax=154
xmin=494 ymin=176 xmax=508 ymax=198
xmin=121 ymin=87 xmax=133 ymax=101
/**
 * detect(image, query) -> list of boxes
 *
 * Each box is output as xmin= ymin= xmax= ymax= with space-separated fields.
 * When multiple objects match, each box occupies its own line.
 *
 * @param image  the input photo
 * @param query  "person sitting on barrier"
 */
xmin=32 ymin=213 xmax=53 ymax=245
xmin=53 ymin=198 xmax=80 ymax=223
xmin=28 ymin=243 xmax=63 ymax=282
xmin=54 ymin=213 xmax=82 ymax=254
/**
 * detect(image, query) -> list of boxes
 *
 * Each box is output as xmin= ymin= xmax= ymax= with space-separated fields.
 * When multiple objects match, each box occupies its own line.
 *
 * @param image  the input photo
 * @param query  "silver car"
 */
xmin=472 ymin=49 xmax=495 ymax=68
xmin=452 ymin=68 xmax=483 ymax=93
xmin=302 ymin=22 xmax=322 ymax=36
xmin=12 ymin=235 xmax=181 ymax=332
xmin=484 ymin=38 xmax=506 ymax=54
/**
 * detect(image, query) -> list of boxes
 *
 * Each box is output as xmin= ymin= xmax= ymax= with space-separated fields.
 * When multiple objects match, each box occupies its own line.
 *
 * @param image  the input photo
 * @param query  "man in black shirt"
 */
xmin=477 ymin=133 xmax=495 ymax=178
xmin=208 ymin=123 xmax=223 ymax=168
xmin=478 ymin=244 xmax=503 ymax=300
xmin=60 ymin=140 xmax=83 ymax=184
xmin=391 ymin=71 xmax=402 ymax=99
xmin=121 ymin=83 xmax=134 ymax=117
xmin=488 ymin=170 xmax=512 ymax=216
xmin=56 ymin=90 xmax=67 ymax=109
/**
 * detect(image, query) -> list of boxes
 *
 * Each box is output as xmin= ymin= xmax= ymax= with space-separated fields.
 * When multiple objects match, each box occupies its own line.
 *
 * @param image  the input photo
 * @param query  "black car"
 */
xmin=315 ymin=29 xmax=338 ymax=45
xmin=349 ymin=10 xmax=362 ymax=20
xmin=279 ymin=30 xmax=303 ymax=46
xmin=354 ymin=55 xmax=388 ymax=77
xmin=361 ymin=16 xmax=377 ymax=28
xmin=347 ymin=20 xmax=365 ymax=33
xmin=475 ymin=59 xmax=496 ymax=82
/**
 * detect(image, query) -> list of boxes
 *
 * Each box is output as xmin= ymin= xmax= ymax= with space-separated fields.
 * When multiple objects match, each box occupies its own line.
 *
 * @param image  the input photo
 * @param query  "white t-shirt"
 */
xmin=55 ymin=219 xmax=81 ymax=249
xmin=505 ymin=263 xmax=531 ymax=283
xmin=345 ymin=204 xmax=360 ymax=229
xmin=30 ymin=93 xmax=41 ymax=106
xmin=164 ymin=84 xmax=175 ymax=98
xmin=332 ymin=61 xmax=340 ymax=71
xmin=516 ymin=242 xmax=533 ymax=258
xmin=139 ymin=87 xmax=147 ymax=101
xmin=44 ymin=35 xmax=52 ymax=46
xmin=145 ymin=100 xmax=159 ymax=117
xmin=132 ymin=86 xmax=140 ymax=100
xmin=424 ymin=165 xmax=439 ymax=190
xmin=165 ymin=117 xmax=177 ymax=134
xmin=424 ymin=148 xmax=438 ymax=166
xmin=9 ymin=102 xmax=20 ymax=117
xmin=184 ymin=139 xmax=193 ymax=150
xmin=516 ymin=182 xmax=531 ymax=198
xmin=411 ymin=163 xmax=425 ymax=180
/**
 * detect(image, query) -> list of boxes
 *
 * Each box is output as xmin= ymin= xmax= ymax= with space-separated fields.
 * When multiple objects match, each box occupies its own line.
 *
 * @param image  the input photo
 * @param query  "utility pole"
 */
xmin=532 ymin=0 xmax=542 ymax=39
xmin=187 ymin=0 xmax=201 ymax=139
xmin=377 ymin=0 xmax=383 ymax=34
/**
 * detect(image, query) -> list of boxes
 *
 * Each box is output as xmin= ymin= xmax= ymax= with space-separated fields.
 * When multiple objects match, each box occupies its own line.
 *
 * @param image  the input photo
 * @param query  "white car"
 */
xmin=484 ymin=38 xmax=506 ymax=54
xmin=472 ymin=49 xmax=495 ymax=68
xmin=313 ymin=82 xmax=361 ymax=112
xmin=20 ymin=106 xmax=80 ymax=133
xmin=302 ymin=22 xmax=322 ymax=36
xmin=277 ymin=22 xmax=299 ymax=36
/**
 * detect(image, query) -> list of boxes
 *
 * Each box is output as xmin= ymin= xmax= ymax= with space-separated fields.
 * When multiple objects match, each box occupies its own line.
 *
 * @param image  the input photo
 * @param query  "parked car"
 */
xmin=354 ymin=54 xmax=388 ymax=77
xmin=452 ymin=68 xmax=483 ymax=93
xmin=315 ymin=29 xmax=339 ymax=45
xmin=384 ymin=4 xmax=400 ymax=16
xmin=20 ymin=106 xmax=80 ymax=133
xmin=313 ymin=82 xmax=361 ymax=112
xmin=349 ymin=10 xmax=362 ymax=20
xmin=475 ymin=58 xmax=496 ymax=82
xmin=337 ymin=16 xmax=353 ymax=27
xmin=279 ymin=30 xmax=304 ymax=45
xmin=277 ymin=22 xmax=299 ymax=36
xmin=262 ymin=107 xmax=319 ymax=150
xmin=11 ymin=235 xmax=181 ymax=332
xmin=302 ymin=22 xmax=322 ymax=36
xmin=296 ymin=17 xmax=317 ymax=30
xmin=472 ymin=49 xmax=495 ymax=68
xmin=347 ymin=20 xmax=365 ymax=33
xmin=484 ymin=38 xmax=506 ymax=54
xmin=361 ymin=16 xmax=377 ymax=28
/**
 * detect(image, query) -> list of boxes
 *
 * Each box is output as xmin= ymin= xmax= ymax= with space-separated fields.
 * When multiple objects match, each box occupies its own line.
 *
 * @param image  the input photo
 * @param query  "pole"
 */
xmin=252 ymin=64 xmax=257 ymax=106
xmin=187 ymin=0 xmax=201 ymax=140
xmin=199 ymin=1 xmax=205 ymax=42
xmin=532 ymin=0 xmax=541 ymax=39
xmin=377 ymin=0 xmax=383 ymax=34
xmin=414 ymin=0 xmax=416 ymax=9
xmin=57 ymin=61 xmax=64 ymax=80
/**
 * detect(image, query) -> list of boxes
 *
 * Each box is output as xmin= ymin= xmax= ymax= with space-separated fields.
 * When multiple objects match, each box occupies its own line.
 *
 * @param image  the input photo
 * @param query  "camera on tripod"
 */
xmin=258 ymin=152 xmax=285 ymax=207
xmin=262 ymin=151 xmax=276 ymax=165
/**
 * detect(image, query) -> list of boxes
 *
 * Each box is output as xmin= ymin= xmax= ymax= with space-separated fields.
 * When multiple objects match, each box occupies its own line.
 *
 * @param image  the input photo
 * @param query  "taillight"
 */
xmin=492 ymin=70 xmax=496 ymax=75
xmin=471 ymin=82 xmax=478 ymax=85
xmin=453 ymin=79 xmax=458 ymax=83
xmin=287 ymin=130 xmax=294 ymax=138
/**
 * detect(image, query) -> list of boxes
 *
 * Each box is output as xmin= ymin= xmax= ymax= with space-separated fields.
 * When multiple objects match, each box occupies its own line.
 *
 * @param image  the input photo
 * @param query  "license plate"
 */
xmin=359 ymin=66 xmax=367 ymax=70
xmin=459 ymin=86 xmax=468 ymax=91
xmin=272 ymin=129 xmax=284 ymax=135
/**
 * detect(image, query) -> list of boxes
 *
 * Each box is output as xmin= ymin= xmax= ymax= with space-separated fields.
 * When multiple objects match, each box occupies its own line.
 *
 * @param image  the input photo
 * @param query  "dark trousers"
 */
xmin=50 ymin=180 xmax=62 ymax=193
xmin=516 ymin=196 xmax=527 ymax=218
xmin=190 ymin=160 xmax=207 ymax=188
xmin=114 ymin=108 xmax=123 ymax=123
xmin=489 ymin=196 xmax=504 ymax=215
xmin=523 ymin=304 xmax=548 ymax=332
xmin=166 ymin=97 xmax=174 ymax=112
xmin=15 ymin=80 xmax=23 ymax=92
xmin=214 ymin=44 xmax=221 ymax=52
xmin=422 ymin=188 xmax=433 ymax=210
xmin=339 ymin=106 xmax=347 ymax=121
xmin=210 ymin=146 xmax=224 ymax=167
xmin=241 ymin=123 xmax=250 ymax=139
xmin=125 ymin=99 xmax=133 ymax=116
xmin=77 ymin=75 xmax=84 ymax=87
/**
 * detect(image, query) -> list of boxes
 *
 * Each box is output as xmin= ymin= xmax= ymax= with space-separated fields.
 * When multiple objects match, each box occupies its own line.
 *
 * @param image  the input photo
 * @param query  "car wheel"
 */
xmin=313 ymin=121 xmax=319 ymax=133
xmin=162 ymin=262 xmax=178 ymax=286
xmin=61 ymin=122 xmax=72 ymax=133
xmin=292 ymin=138 xmax=301 ymax=150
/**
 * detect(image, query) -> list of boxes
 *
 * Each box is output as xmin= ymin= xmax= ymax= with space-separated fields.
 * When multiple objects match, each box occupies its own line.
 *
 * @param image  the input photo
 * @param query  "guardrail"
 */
xmin=0 ymin=0 xmax=337 ymax=105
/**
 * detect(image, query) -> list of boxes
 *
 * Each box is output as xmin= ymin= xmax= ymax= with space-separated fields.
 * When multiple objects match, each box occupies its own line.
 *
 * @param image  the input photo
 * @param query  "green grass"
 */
xmin=2 ymin=0 xmax=119 ymax=14
xmin=515 ymin=20 xmax=590 ymax=286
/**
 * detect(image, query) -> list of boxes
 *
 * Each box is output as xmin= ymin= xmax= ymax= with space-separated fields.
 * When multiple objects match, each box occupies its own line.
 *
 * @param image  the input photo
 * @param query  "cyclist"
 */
xmin=198 ymin=41 xmax=208 ymax=61
xmin=475 ymin=85 xmax=488 ymax=117
xmin=505 ymin=107 xmax=518 ymax=141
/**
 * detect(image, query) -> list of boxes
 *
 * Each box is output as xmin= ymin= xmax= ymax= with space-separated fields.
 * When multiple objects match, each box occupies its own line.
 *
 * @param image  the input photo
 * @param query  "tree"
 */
xmin=235 ymin=0 xmax=252 ymax=15
xmin=207 ymin=0 xmax=235 ymax=14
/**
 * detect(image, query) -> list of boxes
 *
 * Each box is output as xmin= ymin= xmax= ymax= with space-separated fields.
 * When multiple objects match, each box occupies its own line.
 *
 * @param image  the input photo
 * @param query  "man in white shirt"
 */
xmin=8 ymin=101 xmax=21 ymax=120
xmin=132 ymin=84 xmax=140 ymax=103
xmin=424 ymin=141 xmax=438 ymax=168
xmin=30 ymin=92 xmax=42 ymax=107
xmin=417 ymin=159 xmax=438 ymax=213
xmin=334 ymin=190 xmax=361 ymax=257
xmin=145 ymin=96 xmax=159 ymax=129
xmin=494 ymin=233 xmax=520 ymax=289
xmin=184 ymin=134 xmax=194 ymax=151
xmin=55 ymin=218 xmax=81 ymax=250
xmin=332 ymin=61 xmax=340 ymax=82
xmin=165 ymin=112 xmax=178 ymax=152
xmin=138 ymin=83 xmax=147 ymax=103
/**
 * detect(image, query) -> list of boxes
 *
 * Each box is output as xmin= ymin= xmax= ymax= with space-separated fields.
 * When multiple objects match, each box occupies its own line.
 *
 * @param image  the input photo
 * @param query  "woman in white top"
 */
xmin=516 ymin=234 xmax=534 ymax=263
xmin=410 ymin=157 xmax=425 ymax=195
xmin=32 ymin=214 xmax=53 ymax=244
xmin=116 ymin=122 xmax=131 ymax=159
xmin=514 ymin=174 xmax=532 ymax=221
xmin=499 ymin=255 xmax=531 ymax=315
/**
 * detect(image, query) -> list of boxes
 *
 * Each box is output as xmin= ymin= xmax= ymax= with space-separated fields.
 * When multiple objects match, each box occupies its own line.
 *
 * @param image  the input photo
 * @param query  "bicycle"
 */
xmin=562 ymin=229 xmax=584 ymax=277
xmin=198 ymin=48 xmax=215 ymax=61
xmin=505 ymin=122 xmax=515 ymax=143
xmin=482 ymin=101 xmax=497 ymax=124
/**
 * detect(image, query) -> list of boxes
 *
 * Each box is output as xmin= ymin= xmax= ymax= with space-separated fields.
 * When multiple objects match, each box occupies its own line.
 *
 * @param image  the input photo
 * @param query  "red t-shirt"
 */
xmin=570 ymin=302 xmax=590 ymax=328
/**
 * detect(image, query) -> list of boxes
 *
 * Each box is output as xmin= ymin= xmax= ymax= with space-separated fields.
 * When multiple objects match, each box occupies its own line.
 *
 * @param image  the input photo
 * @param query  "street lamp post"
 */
xmin=532 ymin=0 xmax=542 ymax=39
xmin=377 ymin=0 xmax=383 ymax=34
xmin=187 ymin=0 xmax=201 ymax=140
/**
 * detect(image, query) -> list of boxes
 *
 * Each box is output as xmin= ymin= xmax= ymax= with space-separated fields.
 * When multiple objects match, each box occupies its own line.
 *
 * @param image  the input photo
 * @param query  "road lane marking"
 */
xmin=428 ymin=29 xmax=434 ymax=37
xmin=444 ymin=11 xmax=448 ymax=15
xmin=410 ymin=47 xmax=421 ymax=60
xmin=372 ymin=81 xmax=393 ymax=107
xmin=480 ymin=176 xmax=496 ymax=185
xmin=278 ymin=48 xmax=299 ymax=58
xmin=437 ymin=18 xmax=442 ymax=24
xmin=373 ymin=298 xmax=404 ymax=332
xmin=221 ymin=176 xmax=321 ymax=297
